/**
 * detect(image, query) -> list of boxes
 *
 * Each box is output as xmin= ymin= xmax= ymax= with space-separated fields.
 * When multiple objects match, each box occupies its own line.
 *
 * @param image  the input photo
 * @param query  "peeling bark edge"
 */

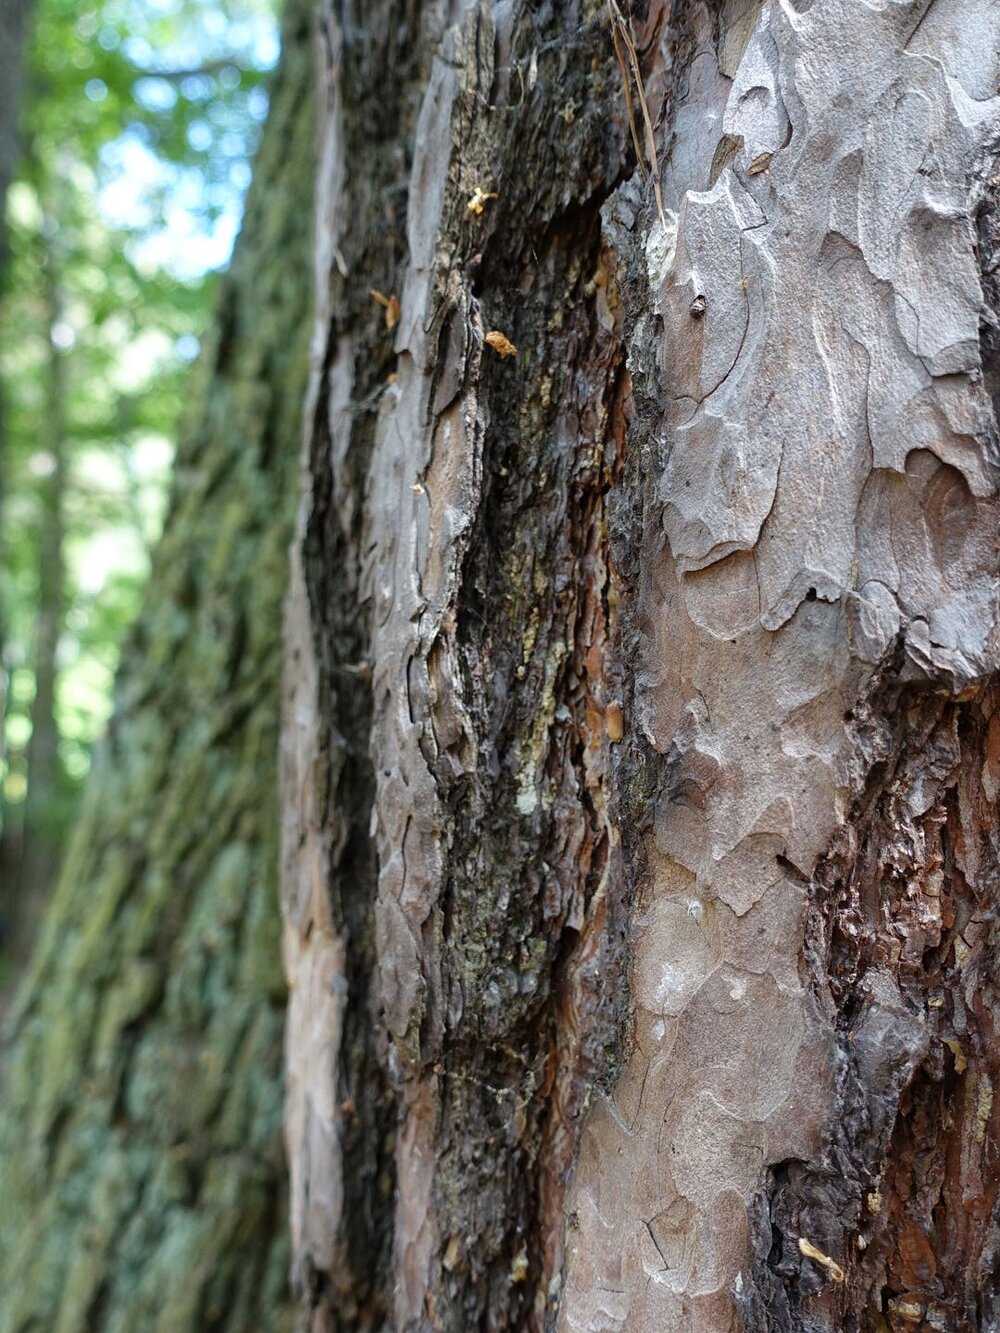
xmin=561 ymin=2 xmax=1000 ymax=1329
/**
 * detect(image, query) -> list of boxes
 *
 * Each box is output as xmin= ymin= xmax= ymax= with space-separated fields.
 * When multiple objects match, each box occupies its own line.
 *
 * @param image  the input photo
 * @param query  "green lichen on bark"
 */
xmin=0 ymin=1 xmax=314 ymax=1326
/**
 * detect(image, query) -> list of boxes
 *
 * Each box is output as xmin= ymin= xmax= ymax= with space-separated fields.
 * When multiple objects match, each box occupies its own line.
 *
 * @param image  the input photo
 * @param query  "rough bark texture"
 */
xmin=0 ymin=1 xmax=314 ymax=1326
xmin=282 ymin=1 xmax=634 ymax=1325
xmin=285 ymin=1 xmax=1000 ymax=1331
xmin=564 ymin=4 xmax=1000 ymax=1330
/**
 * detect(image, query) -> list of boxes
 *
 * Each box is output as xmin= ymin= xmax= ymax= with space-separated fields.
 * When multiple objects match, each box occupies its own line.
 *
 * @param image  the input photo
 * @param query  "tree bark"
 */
xmin=12 ymin=219 xmax=69 ymax=961
xmin=283 ymin=2 xmax=1000 ymax=1331
xmin=0 ymin=0 xmax=314 ymax=1326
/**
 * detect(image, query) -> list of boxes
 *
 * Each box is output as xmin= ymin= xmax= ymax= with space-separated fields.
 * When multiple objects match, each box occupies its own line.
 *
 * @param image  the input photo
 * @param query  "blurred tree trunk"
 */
xmin=283 ymin=2 xmax=1000 ymax=1331
xmin=9 ymin=220 xmax=69 ymax=962
xmin=0 ymin=0 xmax=31 ymax=257
xmin=0 ymin=0 xmax=34 ymax=883
xmin=0 ymin=0 xmax=314 ymax=1326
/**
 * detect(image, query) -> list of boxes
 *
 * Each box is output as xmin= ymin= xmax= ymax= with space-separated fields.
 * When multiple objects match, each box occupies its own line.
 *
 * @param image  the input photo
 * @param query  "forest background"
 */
xmin=0 ymin=0 xmax=278 ymax=979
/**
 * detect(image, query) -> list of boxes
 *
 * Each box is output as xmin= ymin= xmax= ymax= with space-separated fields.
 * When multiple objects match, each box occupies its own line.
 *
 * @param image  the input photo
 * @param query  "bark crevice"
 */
xmin=745 ymin=671 xmax=1000 ymax=1332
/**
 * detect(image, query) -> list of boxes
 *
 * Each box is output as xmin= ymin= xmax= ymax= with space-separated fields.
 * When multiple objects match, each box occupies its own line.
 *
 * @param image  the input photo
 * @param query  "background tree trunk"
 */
xmin=0 ymin=0 xmax=34 ymax=875
xmin=0 ymin=0 xmax=31 ymax=257
xmin=0 ymin=0 xmax=314 ymax=1325
xmin=283 ymin=2 xmax=1000 ymax=1331
xmin=11 ymin=215 xmax=69 ymax=962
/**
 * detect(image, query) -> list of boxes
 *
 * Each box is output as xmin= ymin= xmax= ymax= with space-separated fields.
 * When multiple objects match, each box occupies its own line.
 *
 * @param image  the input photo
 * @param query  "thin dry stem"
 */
xmin=607 ymin=0 xmax=666 ymax=228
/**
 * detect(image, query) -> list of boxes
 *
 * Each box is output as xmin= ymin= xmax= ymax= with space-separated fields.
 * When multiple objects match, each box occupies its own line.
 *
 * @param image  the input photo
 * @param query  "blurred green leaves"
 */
xmin=1 ymin=0 xmax=278 ymax=888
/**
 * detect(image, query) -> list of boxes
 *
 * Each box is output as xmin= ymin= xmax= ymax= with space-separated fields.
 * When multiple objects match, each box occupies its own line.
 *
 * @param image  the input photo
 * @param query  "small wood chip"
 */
xmin=467 ymin=186 xmax=498 ymax=216
xmin=945 ymin=1038 xmax=967 ymax=1073
xmin=798 ymin=1238 xmax=845 ymax=1283
xmin=443 ymin=1234 xmax=461 ymax=1271
xmin=369 ymin=289 xmax=400 ymax=329
xmin=485 ymin=330 xmax=517 ymax=358
xmin=606 ymin=701 xmax=624 ymax=743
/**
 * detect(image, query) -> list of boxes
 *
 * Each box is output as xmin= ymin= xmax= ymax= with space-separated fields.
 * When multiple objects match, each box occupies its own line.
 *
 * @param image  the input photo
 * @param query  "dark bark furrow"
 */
xmin=284 ymin=2 xmax=638 ymax=1327
xmin=284 ymin=1 xmax=429 ymax=1325
xmin=746 ymin=680 xmax=1000 ymax=1332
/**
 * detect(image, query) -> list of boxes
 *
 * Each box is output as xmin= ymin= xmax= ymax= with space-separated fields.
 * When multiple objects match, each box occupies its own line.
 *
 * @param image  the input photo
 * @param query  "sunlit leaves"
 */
xmin=1 ymin=0 xmax=277 ymax=819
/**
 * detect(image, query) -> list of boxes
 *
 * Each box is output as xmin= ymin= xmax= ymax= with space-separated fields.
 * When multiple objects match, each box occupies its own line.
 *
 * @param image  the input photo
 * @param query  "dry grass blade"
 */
xmin=607 ymin=0 xmax=666 ymax=228
xmin=798 ymin=1238 xmax=846 ymax=1283
xmin=609 ymin=15 xmax=645 ymax=182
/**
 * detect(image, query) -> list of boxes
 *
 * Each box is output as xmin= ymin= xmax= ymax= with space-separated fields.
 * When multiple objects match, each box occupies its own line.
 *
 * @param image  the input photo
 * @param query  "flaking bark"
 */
xmin=286 ymin=2 xmax=1000 ymax=1331
xmin=282 ymin=1 xmax=634 ymax=1326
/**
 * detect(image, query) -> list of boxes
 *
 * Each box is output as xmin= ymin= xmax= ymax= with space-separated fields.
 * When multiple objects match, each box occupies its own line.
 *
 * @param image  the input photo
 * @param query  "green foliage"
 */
xmin=0 ymin=0 xmax=278 ymax=889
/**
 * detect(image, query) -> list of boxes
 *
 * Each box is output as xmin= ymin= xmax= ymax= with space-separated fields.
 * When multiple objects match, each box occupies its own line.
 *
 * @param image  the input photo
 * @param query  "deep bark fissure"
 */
xmin=427 ymin=219 xmax=630 ymax=1322
xmin=399 ymin=21 xmax=640 ymax=1319
xmin=289 ymin=3 xmax=434 ymax=1322
xmin=302 ymin=340 xmax=394 ymax=1323
xmin=746 ymin=675 xmax=1000 ymax=1332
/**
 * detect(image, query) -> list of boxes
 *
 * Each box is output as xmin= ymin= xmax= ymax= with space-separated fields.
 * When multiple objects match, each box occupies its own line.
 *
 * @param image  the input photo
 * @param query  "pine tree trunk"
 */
xmin=283 ymin=2 xmax=1000 ymax=1331
xmin=0 ymin=0 xmax=315 ymax=1326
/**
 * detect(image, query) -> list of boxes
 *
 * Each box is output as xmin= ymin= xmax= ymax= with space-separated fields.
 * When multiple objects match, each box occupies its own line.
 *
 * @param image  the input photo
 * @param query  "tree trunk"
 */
xmin=0 ymin=0 xmax=31 ymax=259
xmin=283 ymin=2 xmax=1000 ymax=1331
xmin=0 ymin=0 xmax=314 ymax=1326
xmin=12 ymin=220 xmax=69 ymax=961
xmin=0 ymin=0 xmax=34 ymax=864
